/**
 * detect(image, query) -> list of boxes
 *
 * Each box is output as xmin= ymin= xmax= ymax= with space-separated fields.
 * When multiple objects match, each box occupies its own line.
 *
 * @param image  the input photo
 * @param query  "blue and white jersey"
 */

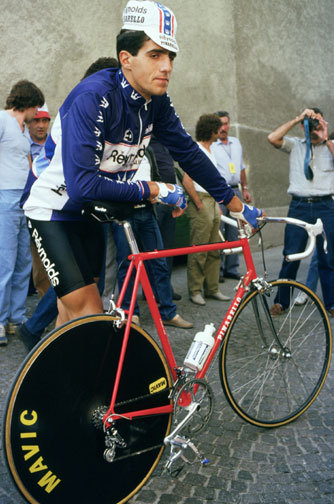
xmin=22 ymin=68 xmax=234 ymax=221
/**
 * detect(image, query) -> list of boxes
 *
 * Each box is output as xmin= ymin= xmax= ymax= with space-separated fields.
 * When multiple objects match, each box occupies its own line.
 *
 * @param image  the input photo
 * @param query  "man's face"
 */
xmin=218 ymin=116 xmax=230 ymax=142
xmin=120 ymin=39 xmax=176 ymax=100
xmin=28 ymin=117 xmax=50 ymax=142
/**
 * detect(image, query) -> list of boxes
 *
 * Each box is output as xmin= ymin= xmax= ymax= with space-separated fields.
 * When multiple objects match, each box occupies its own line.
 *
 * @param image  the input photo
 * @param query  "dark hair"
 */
xmin=82 ymin=57 xmax=119 ymax=80
xmin=195 ymin=114 xmax=222 ymax=142
xmin=215 ymin=110 xmax=230 ymax=120
xmin=116 ymin=29 xmax=150 ymax=64
xmin=309 ymin=107 xmax=323 ymax=117
xmin=300 ymin=107 xmax=324 ymax=127
xmin=5 ymin=80 xmax=44 ymax=111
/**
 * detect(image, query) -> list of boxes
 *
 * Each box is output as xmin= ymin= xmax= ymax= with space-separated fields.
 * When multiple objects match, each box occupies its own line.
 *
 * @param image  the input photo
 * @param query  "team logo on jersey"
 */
xmin=100 ymin=97 xmax=109 ymax=109
xmin=144 ymin=123 xmax=153 ymax=135
xmin=97 ymin=111 xmax=104 ymax=123
xmin=121 ymin=78 xmax=129 ymax=89
xmin=131 ymin=90 xmax=141 ymax=101
xmin=95 ymin=154 xmax=100 ymax=166
xmin=102 ymin=142 xmax=148 ymax=170
xmin=94 ymin=126 xmax=101 ymax=137
xmin=123 ymin=129 xmax=133 ymax=143
xmin=96 ymin=140 xmax=103 ymax=151
xmin=51 ymin=182 xmax=66 ymax=196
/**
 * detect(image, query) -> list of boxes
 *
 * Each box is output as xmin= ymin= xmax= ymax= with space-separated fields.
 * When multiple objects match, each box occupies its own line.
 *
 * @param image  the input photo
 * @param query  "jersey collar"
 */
xmin=117 ymin=70 xmax=150 ymax=108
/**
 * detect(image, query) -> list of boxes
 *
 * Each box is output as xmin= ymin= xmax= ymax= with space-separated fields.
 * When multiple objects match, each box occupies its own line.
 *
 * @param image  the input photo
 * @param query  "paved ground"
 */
xmin=1 ymin=243 xmax=334 ymax=504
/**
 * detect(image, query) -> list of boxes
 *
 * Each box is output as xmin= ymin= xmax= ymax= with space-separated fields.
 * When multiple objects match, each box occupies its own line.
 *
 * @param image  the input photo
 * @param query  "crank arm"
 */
xmin=164 ymin=401 xmax=200 ymax=444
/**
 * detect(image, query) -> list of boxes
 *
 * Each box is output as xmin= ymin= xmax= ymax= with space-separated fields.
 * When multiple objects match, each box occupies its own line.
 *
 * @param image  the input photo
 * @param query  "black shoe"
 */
xmin=172 ymin=292 xmax=182 ymax=301
xmin=224 ymin=272 xmax=241 ymax=280
xmin=219 ymin=274 xmax=225 ymax=283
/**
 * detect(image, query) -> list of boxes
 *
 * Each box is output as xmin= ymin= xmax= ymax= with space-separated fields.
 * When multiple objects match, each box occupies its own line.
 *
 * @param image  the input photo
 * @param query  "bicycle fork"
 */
xmin=252 ymin=280 xmax=291 ymax=359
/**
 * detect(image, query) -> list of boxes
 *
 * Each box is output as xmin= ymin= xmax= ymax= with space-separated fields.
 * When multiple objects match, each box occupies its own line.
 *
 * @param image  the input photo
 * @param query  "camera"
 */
xmin=302 ymin=117 xmax=319 ymax=132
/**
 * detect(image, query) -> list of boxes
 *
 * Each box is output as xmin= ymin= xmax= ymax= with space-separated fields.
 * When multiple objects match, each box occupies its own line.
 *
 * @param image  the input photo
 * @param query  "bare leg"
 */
xmin=56 ymin=282 xmax=103 ymax=326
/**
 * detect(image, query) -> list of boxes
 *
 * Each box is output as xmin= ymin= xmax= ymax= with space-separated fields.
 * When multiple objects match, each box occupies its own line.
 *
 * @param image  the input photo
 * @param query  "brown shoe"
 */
xmin=163 ymin=314 xmax=193 ymax=329
xmin=270 ymin=303 xmax=285 ymax=316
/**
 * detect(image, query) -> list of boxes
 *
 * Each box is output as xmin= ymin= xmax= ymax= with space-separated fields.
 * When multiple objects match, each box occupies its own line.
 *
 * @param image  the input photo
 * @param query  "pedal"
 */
xmin=164 ymin=435 xmax=209 ymax=474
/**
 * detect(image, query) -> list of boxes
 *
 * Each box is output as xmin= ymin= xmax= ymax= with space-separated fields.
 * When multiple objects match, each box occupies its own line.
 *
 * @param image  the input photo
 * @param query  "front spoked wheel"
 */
xmin=220 ymin=280 xmax=332 ymax=427
xmin=3 ymin=315 xmax=172 ymax=504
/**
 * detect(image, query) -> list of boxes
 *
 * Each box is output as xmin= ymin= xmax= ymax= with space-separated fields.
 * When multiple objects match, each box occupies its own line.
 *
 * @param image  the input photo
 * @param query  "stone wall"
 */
xmin=1 ymin=0 xmax=333 ymax=246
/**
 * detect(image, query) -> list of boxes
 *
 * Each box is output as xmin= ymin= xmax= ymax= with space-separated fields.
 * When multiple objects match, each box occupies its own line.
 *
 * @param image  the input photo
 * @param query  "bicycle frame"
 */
xmin=103 ymin=233 xmax=258 ymax=428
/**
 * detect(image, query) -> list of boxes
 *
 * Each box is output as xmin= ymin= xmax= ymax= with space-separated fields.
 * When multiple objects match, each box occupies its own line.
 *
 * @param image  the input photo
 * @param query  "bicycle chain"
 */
xmin=113 ymin=385 xmax=174 ymax=409
xmin=107 ymin=444 xmax=163 ymax=463
xmin=112 ymin=371 xmax=191 ymax=410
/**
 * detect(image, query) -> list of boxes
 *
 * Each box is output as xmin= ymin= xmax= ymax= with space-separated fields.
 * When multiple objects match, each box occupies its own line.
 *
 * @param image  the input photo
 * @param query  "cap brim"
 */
xmin=144 ymin=28 xmax=179 ymax=53
xmin=34 ymin=112 xmax=51 ymax=119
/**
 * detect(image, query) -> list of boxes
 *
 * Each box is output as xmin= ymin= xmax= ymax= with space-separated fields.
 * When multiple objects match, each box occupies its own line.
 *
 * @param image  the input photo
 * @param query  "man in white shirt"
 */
xmin=211 ymin=111 xmax=252 ymax=281
xmin=183 ymin=114 xmax=231 ymax=305
xmin=0 ymin=80 xmax=44 ymax=346
xmin=267 ymin=107 xmax=334 ymax=317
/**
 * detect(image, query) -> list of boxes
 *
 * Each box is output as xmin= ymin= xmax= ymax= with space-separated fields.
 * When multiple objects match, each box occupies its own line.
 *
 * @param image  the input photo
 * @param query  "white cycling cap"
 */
xmin=122 ymin=0 xmax=179 ymax=53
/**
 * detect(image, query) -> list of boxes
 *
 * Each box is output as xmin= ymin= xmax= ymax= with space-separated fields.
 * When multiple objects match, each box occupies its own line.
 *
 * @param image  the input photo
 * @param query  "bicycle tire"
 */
xmin=219 ymin=280 xmax=332 ymax=427
xmin=3 ymin=315 xmax=172 ymax=504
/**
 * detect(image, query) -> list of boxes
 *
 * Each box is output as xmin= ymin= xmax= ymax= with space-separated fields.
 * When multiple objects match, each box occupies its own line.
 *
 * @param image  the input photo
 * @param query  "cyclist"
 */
xmin=22 ymin=0 xmax=263 ymax=326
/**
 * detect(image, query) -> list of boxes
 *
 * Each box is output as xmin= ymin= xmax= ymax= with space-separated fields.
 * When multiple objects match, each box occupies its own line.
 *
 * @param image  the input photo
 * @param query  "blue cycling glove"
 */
xmin=154 ymin=183 xmax=187 ymax=210
xmin=230 ymin=203 xmax=263 ymax=229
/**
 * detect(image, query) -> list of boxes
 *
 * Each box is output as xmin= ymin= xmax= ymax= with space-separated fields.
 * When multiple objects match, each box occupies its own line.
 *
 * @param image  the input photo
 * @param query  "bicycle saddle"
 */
xmin=82 ymin=200 xmax=135 ymax=222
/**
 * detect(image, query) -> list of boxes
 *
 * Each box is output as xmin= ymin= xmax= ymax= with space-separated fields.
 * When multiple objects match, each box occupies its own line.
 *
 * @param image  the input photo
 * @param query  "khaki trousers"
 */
xmin=186 ymin=193 xmax=221 ymax=296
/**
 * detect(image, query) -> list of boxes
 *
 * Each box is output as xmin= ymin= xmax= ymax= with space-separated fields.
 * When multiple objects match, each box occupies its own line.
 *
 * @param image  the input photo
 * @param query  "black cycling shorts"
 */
xmin=27 ymin=218 xmax=105 ymax=298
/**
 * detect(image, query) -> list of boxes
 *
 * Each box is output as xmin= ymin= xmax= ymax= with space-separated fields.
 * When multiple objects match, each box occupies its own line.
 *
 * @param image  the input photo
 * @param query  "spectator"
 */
xmin=82 ymin=57 xmax=119 ymax=80
xmin=295 ymin=248 xmax=318 ymax=305
xmin=183 ymin=114 xmax=231 ymax=306
xmin=150 ymin=135 xmax=181 ymax=300
xmin=113 ymin=148 xmax=193 ymax=328
xmin=295 ymin=130 xmax=334 ymax=305
xmin=267 ymin=107 xmax=334 ymax=317
xmin=0 ymin=80 xmax=44 ymax=346
xmin=27 ymin=103 xmax=52 ymax=297
xmin=28 ymin=103 xmax=51 ymax=161
xmin=211 ymin=111 xmax=252 ymax=281
xmin=21 ymin=0 xmax=262 ymax=328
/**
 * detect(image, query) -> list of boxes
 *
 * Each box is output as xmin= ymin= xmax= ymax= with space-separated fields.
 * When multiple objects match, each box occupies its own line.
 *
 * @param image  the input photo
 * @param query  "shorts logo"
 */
xmin=31 ymin=228 xmax=60 ymax=287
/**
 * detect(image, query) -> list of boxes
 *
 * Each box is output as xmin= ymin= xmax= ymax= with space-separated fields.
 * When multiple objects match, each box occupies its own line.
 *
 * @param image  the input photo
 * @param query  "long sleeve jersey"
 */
xmin=22 ymin=68 xmax=234 ymax=221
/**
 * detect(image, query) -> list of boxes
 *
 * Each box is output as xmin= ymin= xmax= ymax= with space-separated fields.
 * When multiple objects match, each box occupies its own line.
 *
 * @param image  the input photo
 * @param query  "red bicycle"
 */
xmin=3 ymin=203 xmax=332 ymax=504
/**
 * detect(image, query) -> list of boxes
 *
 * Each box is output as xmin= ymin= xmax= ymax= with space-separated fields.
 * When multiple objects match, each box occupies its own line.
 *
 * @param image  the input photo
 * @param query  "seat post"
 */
xmin=122 ymin=221 xmax=140 ymax=254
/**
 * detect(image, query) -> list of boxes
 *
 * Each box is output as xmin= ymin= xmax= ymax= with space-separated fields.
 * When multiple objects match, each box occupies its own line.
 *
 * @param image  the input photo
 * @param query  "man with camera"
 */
xmin=267 ymin=107 xmax=334 ymax=317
